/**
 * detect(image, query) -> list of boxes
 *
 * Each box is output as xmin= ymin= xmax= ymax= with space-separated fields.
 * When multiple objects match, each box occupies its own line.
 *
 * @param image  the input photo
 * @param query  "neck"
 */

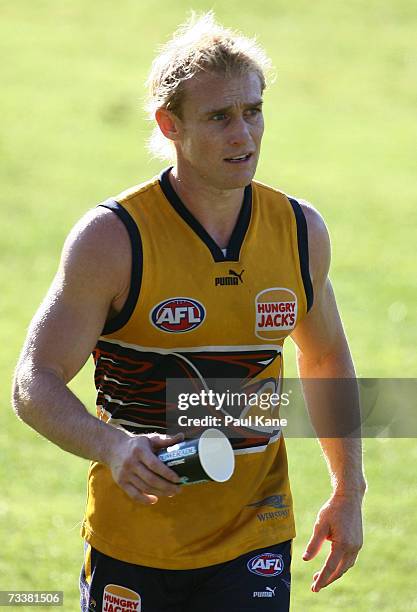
xmin=169 ymin=164 xmax=246 ymax=249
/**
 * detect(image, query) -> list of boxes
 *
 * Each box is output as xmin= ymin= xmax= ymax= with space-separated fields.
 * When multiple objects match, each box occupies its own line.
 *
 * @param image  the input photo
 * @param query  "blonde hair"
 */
xmin=145 ymin=12 xmax=273 ymax=160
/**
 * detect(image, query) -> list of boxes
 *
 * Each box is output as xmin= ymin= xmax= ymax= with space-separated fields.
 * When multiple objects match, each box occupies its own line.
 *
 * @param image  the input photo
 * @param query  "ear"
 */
xmin=155 ymin=108 xmax=181 ymax=142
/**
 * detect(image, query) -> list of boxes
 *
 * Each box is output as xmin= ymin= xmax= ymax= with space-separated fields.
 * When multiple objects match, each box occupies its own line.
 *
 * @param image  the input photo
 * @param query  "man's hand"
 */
xmin=302 ymin=492 xmax=364 ymax=592
xmin=108 ymin=432 xmax=185 ymax=505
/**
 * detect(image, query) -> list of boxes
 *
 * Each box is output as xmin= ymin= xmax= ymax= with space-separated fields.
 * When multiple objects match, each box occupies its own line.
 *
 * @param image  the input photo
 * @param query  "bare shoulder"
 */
xmin=298 ymin=199 xmax=331 ymax=285
xmin=61 ymin=206 xmax=131 ymax=299
xmin=16 ymin=206 xmax=132 ymax=382
xmin=63 ymin=206 xmax=130 ymax=266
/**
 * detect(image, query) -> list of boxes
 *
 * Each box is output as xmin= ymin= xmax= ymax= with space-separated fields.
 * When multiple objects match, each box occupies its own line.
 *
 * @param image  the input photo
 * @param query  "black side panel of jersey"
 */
xmin=287 ymin=197 xmax=314 ymax=312
xmin=97 ymin=199 xmax=143 ymax=334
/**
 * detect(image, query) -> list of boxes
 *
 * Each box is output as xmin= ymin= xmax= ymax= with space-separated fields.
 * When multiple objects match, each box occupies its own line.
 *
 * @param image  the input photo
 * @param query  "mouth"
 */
xmin=224 ymin=153 xmax=253 ymax=163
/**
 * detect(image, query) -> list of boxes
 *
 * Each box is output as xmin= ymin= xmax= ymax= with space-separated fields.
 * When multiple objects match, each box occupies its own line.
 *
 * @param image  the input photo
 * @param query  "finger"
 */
xmin=149 ymin=436 xmax=188 ymax=484
xmin=150 ymin=433 xmax=185 ymax=450
xmin=313 ymin=553 xmax=357 ymax=591
xmin=123 ymin=483 xmax=159 ymax=505
xmin=148 ymin=451 xmax=184 ymax=485
xmin=135 ymin=442 xmax=183 ymax=484
xmin=303 ymin=521 xmax=328 ymax=561
xmin=322 ymin=560 xmax=355 ymax=588
xmin=129 ymin=472 xmax=181 ymax=498
xmin=135 ymin=460 xmax=183 ymax=495
xmin=311 ymin=547 xmax=344 ymax=592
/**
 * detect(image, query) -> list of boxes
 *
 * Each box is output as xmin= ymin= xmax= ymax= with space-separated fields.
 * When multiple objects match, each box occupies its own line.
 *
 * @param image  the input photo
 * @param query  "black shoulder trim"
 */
xmin=98 ymin=199 xmax=142 ymax=334
xmin=159 ymin=167 xmax=252 ymax=263
xmin=287 ymin=197 xmax=314 ymax=312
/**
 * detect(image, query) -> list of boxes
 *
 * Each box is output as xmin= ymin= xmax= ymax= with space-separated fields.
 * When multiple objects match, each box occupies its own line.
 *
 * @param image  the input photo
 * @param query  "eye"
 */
xmin=245 ymin=107 xmax=262 ymax=117
xmin=210 ymin=113 xmax=227 ymax=121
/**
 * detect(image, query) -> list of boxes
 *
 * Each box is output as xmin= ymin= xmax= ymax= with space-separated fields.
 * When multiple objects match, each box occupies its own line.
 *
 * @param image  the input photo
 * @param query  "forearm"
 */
xmin=317 ymin=436 xmax=366 ymax=496
xmin=298 ymin=350 xmax=367 ymax=497
xmin=12 ymin=365 xmax=127 ymax=466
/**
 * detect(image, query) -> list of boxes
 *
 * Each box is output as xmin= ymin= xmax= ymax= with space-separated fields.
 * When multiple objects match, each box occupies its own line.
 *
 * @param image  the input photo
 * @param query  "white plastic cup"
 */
xmin=157 ymin=428 xmax=235 ymax=485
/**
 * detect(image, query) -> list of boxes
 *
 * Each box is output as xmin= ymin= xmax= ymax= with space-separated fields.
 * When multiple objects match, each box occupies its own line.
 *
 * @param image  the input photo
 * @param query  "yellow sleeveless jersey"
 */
xmin=80 ymin=167 xmax=313 ymax=569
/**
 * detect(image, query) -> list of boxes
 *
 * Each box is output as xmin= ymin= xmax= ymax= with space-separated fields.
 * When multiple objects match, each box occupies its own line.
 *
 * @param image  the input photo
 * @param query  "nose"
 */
xmin=227 ymin=115 xmax=251 ymax=147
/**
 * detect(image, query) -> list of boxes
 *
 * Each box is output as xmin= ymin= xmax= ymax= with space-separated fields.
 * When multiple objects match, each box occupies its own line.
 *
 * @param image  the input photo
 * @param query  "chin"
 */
xmin=217 ymin=166 xmax=257 ymax=190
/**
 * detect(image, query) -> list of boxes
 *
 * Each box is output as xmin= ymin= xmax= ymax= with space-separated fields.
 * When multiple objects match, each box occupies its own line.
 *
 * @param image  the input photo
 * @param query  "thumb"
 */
xmin=303 ymin=521 xmax=328 ymax=561
xmin=150 ymin=432 xmax=185 ymax=451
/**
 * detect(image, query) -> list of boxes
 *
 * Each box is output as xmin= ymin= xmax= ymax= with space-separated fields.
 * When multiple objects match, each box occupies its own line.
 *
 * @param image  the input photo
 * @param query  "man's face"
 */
xmin=175 ymin=71 xmax=264 ymax=190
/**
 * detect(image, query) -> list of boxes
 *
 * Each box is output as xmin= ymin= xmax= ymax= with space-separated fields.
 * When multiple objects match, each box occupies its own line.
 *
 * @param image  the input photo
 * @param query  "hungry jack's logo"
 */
xmin=255 ymin=288 xmax=297 ymax=340
xmin=102 ymin=584 xmax=141 ymax=611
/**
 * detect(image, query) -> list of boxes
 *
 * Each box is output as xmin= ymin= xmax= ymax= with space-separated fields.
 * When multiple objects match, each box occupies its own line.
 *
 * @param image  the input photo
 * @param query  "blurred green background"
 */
xmin=1 ymin=1 xmax=416 ymax=610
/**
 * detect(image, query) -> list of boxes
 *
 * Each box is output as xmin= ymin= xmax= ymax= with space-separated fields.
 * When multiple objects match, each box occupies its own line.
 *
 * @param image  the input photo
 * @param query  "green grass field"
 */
xmin=2 ymin=1 xmax=417 ymax=610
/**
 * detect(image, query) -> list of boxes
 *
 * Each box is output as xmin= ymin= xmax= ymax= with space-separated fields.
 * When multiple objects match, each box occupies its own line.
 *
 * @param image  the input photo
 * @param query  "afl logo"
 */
xmin=150 ymin=297 xmax=206 ymax=333
xmin=247 ymin=552 xmax=284 ymax=577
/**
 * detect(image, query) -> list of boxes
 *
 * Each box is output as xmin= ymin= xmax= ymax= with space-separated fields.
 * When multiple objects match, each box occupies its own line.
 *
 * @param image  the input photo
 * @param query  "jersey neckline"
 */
xmin=158 ymin=167 xmax=252 ymax=263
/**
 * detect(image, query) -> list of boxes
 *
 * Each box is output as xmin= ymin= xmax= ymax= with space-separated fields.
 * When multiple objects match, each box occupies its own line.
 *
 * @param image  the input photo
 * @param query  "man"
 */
xmin=13 ymin=12 xmax=366 ymax=611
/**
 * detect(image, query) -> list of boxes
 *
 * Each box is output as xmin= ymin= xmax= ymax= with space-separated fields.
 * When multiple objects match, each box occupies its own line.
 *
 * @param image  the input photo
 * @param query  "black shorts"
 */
xmin=79 ymin=540 xmax=292 ymax=611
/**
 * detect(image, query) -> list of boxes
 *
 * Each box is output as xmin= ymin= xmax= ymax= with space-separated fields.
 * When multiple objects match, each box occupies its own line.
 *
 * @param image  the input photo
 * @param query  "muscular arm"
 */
xmin=12 ymin=207 xmax=182 ymax=504
xmin=290 ymin=201 xmax=366 ymax=591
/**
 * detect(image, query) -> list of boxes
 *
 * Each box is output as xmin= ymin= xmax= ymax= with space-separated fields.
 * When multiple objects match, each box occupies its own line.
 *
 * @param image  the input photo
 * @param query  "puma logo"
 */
xmin=229 ymin=269 xmax=245 ymax=283
xmin=215 ymin=269 xmax=245 ymax=287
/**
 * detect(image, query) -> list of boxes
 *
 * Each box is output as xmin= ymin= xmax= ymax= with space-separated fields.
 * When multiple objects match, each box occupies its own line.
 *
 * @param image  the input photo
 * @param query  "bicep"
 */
xmin=291 ymin=277 xmax=348 ymax=362
xmin=290 ymin=200 xmax=349 ymax=363
xmin=21 ymin=272 xmax=109 ymax=383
